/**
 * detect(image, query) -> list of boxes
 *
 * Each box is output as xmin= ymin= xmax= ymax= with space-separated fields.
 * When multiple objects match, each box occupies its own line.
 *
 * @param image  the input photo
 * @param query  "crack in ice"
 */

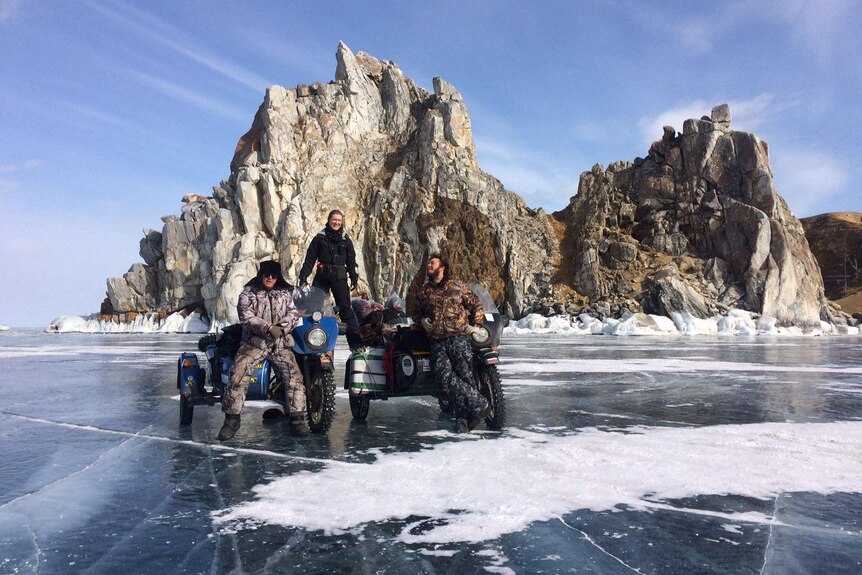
xmin=0 ymin=411 xmax=344 ymax=466
xmin=558 ymin=516 xmax=645 ymax=574
xmin=759 ymin=493 xmax=781 ymax=575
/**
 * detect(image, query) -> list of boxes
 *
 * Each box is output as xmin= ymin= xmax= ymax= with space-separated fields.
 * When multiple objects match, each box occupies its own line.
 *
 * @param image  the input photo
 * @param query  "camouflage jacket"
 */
xmin=237 ymin=285 xmax=300 ymax=351
xmin=413 ymin=278 xmax=484 ymax=341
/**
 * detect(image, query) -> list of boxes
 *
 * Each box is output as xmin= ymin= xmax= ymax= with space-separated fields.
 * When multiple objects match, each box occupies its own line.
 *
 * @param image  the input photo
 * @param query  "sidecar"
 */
xmin=346 ymin=284 xmax=506 ymax=430
xmin=176 ymin=287 xmax=339 ymax=434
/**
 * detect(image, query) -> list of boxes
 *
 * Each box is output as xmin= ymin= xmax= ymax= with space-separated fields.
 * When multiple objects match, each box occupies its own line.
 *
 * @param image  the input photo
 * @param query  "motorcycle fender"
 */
xmin=318 ymin=353 xmax=334 ymax=371
xmin=178 ymin=353 xmax=203 ymax=397
xmin=477 ymin=348 xmax=499 ymax=365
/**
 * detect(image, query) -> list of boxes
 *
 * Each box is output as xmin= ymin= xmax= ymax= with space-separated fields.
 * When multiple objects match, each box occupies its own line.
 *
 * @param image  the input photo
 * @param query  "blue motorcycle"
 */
xmin=177 ymin=286 xmax=339 ymax=433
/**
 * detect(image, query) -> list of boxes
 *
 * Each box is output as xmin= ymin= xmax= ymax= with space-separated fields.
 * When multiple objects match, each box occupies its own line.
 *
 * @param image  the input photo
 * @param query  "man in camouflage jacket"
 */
xmin=218 ymin=260 xmax=309 ymax=440
xmin=413 ymin=254 xmax=490 ymax=433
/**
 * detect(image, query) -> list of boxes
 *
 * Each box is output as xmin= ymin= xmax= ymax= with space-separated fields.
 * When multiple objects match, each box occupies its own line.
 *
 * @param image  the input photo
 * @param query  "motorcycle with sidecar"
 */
xmin=176 ymin=286 xmax=339 ymax=434
xmin=346 ymin=284 xmax=506 ymax=430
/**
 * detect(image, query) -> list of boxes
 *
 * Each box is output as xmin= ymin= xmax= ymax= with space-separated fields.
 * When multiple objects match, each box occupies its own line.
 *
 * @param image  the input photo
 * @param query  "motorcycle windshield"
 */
xmin=468 ymin=283 xmax=499 ymax=314
xmin=291 ymin=286 xmax=337 ymax=318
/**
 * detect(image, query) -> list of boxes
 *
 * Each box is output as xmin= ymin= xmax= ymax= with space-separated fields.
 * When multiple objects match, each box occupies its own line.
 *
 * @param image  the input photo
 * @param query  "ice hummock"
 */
xmin=45 ymin=311 xmax=210 ymax=334
xmin=505 ymin=308 xmax=860 ymax=337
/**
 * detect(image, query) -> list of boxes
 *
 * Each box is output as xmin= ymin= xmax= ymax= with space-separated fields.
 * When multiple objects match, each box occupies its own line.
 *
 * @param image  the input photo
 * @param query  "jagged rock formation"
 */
xmin=105 ymin=43 xmax=555 ymax=324
xmin=801 ymin=212 xmax=862 ymax=314
xmin=554 ymin=104 xmax=828 ymax=326
xmin=105 ymin=45 xmax=829 ymax=328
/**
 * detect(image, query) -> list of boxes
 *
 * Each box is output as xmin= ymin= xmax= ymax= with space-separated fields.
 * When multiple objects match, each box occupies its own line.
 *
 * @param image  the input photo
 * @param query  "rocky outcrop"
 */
xmin=801 ymin=212 xmax=862 ymax=315
xmin=105 ymin=43 xmax=555 ymax=324
xmin=104 ymin=44 xmax=828 ymax=327
xmin=555 ymin=104 xmax=828 ymax=326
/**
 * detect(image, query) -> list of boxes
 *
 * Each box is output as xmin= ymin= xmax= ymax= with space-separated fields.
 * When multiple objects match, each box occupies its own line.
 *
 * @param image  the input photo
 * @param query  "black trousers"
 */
xmin=313 ymin=277 xmax=362 ymax=348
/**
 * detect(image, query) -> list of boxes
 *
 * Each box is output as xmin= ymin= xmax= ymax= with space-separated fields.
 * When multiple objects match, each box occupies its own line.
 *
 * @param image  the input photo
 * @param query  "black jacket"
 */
xmin=298 ymin=227 xmax=358 ymax=285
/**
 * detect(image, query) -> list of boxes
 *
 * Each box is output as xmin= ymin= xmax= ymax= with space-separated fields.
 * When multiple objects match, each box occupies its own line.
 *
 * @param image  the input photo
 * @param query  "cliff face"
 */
xmin=106 ymin=43 xmax=555 ymax=324
xmin=557 ymin=104 xmax=828 ymax=326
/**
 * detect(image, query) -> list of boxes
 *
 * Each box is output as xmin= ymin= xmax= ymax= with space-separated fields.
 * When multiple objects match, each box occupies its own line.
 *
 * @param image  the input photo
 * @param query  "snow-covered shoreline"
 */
xmin=45 ymin=311 xmax=210 ymax=334
xmin=505 ymin=309 xmax=861 ymax=337
xmin=43 ymin=307 xmax=861 ymax=337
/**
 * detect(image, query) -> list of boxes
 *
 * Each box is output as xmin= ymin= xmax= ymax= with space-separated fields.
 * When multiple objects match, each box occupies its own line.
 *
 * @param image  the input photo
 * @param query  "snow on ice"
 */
xmin=213 ymin=421 xmax=862 ymax=544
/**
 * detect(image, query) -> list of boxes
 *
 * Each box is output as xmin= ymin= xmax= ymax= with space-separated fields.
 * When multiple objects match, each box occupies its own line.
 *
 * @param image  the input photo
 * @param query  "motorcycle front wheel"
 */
xmin=475 ymin=363 xmax=506 ymax=430
xmin=306 ymin=364 xmax=336 ymax=433
xmin=179 ymin=394 xmax=194 ymax=425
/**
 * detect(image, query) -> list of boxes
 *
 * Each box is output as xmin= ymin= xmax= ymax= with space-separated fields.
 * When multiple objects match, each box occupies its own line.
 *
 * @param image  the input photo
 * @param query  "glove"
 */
xmin=421 ymin=317 xmax=433 ymax=332
xmin=350 ymin=278 xmax=358 ymax=291
xmin=269 ymin=325 xmax=284 ymax=339
xmin=465 ymin=325 xmax=482 ymax=335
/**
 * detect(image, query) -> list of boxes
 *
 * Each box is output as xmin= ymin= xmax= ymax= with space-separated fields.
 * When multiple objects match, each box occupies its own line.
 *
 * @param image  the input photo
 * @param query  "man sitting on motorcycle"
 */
xmin=413 ymin=253 xmax=490 ymax=433
xmin=218 ymin=260 xmax=310 ymax=440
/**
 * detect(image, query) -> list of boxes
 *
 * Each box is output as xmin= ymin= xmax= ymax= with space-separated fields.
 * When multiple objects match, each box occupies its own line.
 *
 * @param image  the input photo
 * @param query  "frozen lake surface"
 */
xmin=1 ymin=330 xmax=861 ymax=574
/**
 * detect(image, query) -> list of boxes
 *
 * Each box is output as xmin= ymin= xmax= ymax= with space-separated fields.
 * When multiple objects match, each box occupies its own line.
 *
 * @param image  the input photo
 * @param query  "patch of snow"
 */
xmin=213 ymin=421 xmax=862 ymax=545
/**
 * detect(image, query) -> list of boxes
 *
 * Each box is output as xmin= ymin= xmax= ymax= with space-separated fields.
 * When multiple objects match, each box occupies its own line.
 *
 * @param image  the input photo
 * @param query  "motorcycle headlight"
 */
xmin=471 ymin=326 xmax=491 ymax=345
xmin=306 ymin=327 xmax=328 ymax=349
xmin=311 ymin=311 xmax=322 ymax=322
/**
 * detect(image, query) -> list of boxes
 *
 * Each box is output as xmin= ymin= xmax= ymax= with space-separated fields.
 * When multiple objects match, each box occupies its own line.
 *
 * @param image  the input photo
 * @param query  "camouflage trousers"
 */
xmin=222 ymin=344 xmax=306 ymax=416
xmin=430 ymin=335 xmax=488 ymax=421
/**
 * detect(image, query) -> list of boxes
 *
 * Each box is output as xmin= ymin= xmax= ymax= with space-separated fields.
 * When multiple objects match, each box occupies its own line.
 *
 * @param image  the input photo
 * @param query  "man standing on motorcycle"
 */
xmin=218 ymin=260 xmax=310 ymax=440
xmin=413 ymin=253 xmax=491 ymax=433
xmin=298 ymin=209 xmax=363 ymax=351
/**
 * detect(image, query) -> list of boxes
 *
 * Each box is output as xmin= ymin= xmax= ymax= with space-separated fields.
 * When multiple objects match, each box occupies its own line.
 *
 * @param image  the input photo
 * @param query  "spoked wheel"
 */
xmin=306 ymin=367 xmax=336 ymax=433
xmin=349 ymin=394 xmax=370 ymax=420
xmin=475 ymin=363 xmax=506 ymax=430
xmin=179 ymin=394 xmax=194 ymax=425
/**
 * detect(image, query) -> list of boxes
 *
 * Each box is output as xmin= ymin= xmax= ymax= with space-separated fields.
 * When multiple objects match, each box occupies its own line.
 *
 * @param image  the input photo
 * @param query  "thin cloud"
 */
xmin=0 ymin=180 xmax=20 ymax=197
xmin=0 ymin=0 xmax=20 ymax=23
xmin=474 ymin=136 xmax=580 ymax=212
xmin=771 ymin=148 xmax=851 ymax=217
xmin=64 ymin=102 xmax=139 ymax=131
xmin=637 ymin=94 xmax=786 ymax=146
xmin=127 ymin=70 xmax=247 ymax=122
xmin=748 ymin=0 xmax=859 ymax=67
xmin=0 ymin=159 xmax=41 ymax=174
xmin=83 ymin=0 xmax=269 ymax=93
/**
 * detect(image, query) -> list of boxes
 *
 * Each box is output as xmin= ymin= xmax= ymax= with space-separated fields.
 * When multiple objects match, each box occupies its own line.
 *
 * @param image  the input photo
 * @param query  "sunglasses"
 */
xmin=262 ymin=273 xmax=277 ymax=278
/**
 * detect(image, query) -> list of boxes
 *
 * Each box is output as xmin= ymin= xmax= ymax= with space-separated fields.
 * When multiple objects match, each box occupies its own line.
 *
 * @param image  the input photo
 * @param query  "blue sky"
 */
xmin=2 ymin=0 xmax=860 ymax=327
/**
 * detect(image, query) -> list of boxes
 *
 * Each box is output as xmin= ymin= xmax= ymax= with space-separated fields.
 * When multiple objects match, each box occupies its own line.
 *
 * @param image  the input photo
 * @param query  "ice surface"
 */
xmin=1 ymin=331 xmax=861 ymax=573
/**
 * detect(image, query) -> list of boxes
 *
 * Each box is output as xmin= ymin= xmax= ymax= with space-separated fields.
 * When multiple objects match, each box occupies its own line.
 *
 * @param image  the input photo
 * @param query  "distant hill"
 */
xmin=801 ymin=212 xmax=862 ymax=313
